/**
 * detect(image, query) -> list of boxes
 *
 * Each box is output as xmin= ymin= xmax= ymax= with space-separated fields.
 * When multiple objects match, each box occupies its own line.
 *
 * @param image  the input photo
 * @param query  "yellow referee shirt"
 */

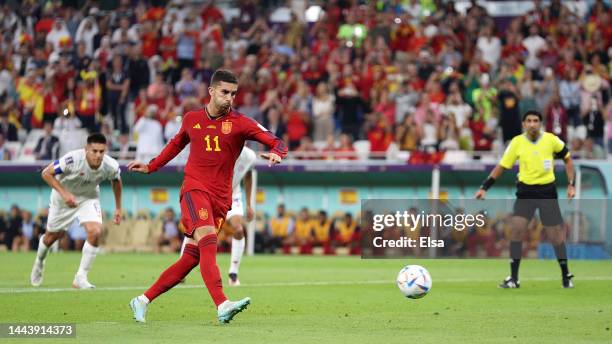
xmin=499 ymin=132 xmax=570 ymax=185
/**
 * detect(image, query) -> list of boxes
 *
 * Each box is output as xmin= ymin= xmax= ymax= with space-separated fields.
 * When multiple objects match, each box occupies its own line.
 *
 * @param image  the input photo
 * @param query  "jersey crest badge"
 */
xmin=221 ymin=121 xmax=232 ymax=134
xmin=199 ymin=208 xmax=208 ymax=220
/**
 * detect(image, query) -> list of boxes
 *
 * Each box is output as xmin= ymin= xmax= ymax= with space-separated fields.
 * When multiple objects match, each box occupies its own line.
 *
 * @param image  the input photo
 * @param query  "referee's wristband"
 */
xmin=480 ymin=177 xmax=496 ymax=191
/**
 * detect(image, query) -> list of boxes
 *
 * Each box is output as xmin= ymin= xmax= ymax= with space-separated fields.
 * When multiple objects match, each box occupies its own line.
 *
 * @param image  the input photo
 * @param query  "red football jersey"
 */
xmin=147 ymin=108 xmax=287 ymax=209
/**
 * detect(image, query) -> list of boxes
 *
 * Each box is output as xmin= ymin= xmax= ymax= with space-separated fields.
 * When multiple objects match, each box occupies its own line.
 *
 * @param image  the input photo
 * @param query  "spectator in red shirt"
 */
xmin=373 ymin=89 xmax=396 ymax=125
xmin=42 ymin=80 xmax=59 ymax=124
xmin=285 ymin=100 xmax=309 ymax=149
xmin=302 ymin=55 xmax=326 ymax=90
xmin=366 ymin=113 xmax=393 ymax=158
xmin=140 ymin=20 xmax=160 ymax=59
xmin=469 ymin=113 xmax=495 ymax=151
xmin=201 ymin=0 xmax=224 ymax=25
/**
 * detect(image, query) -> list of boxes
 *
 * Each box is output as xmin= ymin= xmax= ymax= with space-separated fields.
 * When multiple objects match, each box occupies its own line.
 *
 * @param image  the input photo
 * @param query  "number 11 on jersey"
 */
xmin=204 ymin=135 xmax=221 ymax=152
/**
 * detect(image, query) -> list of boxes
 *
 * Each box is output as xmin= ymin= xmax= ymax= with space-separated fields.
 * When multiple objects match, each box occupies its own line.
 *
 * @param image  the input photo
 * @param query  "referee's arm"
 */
xmin=475 ymin=137 xmax=518 ymax=200
xmin=475 ymin=164 xmax=507 ymax=199
xmin=559 ymin=147 xmax=576 ymax=199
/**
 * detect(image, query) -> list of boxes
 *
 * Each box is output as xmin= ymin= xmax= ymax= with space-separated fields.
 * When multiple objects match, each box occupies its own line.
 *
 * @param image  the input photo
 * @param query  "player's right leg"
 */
xmin=130 ymin=240 xmax=200 ymax=323
xmin=31 ymin=230 xmax=65 ymax=287
xmin=130 ymin=192 xmax=216 ymax=323
xmin=130 ymin=195 xmax=205 ymax=323
xmin=31 ymin=203 xmax=76 ymax=287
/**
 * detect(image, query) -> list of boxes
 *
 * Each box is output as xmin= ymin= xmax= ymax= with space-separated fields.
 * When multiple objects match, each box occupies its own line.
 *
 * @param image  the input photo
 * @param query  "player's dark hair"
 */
xmin=87 ymin=133 xmax=107 ymax=145
xmin=211 ymin=69 xmax=238 ymax=86
xmin=522 ymin=110 xmax=542 ymax=121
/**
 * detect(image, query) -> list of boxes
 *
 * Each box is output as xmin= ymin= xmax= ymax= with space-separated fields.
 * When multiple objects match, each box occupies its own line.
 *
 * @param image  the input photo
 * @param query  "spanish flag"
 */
xmin=16 ymin=78 xmax=44 ymax=128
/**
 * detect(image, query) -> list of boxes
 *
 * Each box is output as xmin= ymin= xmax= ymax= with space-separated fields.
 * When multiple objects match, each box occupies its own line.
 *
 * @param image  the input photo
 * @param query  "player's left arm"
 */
xmin=108 ymin=161 xmax=123 ymax=224
xmin=243 ymin=170 xmax=254 ymax=221
xmin=242 ymin=117 xmax=288 ymax=166
xmin=111 ymin=178 xmax=123 ymax=224
xmin=553 ymin=136 xmax=575 ymax=199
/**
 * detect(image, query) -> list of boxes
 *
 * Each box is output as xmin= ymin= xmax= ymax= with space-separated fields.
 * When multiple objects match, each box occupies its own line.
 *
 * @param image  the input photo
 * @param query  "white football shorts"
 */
xmin=47 ymin=198 xmax=103 ymax=232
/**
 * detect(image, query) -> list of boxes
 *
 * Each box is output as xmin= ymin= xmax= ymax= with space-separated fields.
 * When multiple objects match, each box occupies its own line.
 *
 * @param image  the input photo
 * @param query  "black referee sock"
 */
xmin=510 ymin=241 xmax=522 ymax=281
xmin=554 ymin=243 xmax=569 ymax=276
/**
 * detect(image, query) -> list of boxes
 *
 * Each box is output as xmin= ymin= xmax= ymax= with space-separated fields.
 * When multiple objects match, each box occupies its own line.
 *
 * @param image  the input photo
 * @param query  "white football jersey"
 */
xmin=232 ymin=146 xmax=257 ymax=191
xmin=50 ymin=149 xmax=121 ymax=204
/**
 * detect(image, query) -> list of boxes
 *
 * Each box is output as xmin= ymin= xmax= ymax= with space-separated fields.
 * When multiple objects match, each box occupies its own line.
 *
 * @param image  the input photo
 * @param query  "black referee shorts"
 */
xmin=513 ymin=182 xmax=564 ymax=226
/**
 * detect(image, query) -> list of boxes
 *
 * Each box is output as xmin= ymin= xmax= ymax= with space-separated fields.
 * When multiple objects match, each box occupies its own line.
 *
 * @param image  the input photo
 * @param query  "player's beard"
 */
xmin=218 ymin=102 xmax=231 ymax=115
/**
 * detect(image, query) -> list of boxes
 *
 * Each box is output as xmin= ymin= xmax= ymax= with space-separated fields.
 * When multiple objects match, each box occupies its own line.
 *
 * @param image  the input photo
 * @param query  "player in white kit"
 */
xmin=30 ymin=133 xmax=123 ymax=289
xmin=180 ymin=146 xmax=257 ymax=286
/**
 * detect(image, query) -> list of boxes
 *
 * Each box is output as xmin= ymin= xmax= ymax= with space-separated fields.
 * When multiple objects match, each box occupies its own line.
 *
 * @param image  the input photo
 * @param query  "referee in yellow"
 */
xmin=475 ymin=110 xmax=575 ymax=289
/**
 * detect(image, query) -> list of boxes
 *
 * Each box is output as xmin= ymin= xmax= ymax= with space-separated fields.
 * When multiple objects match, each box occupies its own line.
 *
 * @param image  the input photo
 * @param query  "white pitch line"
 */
xmin=1 ymin=276 xmax=611 ymax=294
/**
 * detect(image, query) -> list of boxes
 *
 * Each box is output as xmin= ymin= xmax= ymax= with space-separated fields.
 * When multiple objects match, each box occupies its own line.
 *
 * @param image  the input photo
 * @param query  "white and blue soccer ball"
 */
xmin=396 ymin=265 xmax=432 ymax=299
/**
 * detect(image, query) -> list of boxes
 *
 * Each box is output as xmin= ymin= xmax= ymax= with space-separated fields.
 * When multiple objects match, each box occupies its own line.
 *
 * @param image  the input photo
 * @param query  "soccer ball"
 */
xmin=396 ymin=265 xmax=432 ymax=299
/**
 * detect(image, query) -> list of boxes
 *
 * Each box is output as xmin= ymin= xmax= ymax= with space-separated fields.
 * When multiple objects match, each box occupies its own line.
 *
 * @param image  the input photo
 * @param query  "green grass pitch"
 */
xmin=0 ymin=253 xmax=611 ymax=343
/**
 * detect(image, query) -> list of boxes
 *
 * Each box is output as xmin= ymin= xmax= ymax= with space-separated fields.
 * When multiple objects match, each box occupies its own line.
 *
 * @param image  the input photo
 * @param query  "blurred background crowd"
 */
xmin=0 ymin=0 xmax=610 ymax=162
xmin=1 ymin=201 xmax=591 ymax=256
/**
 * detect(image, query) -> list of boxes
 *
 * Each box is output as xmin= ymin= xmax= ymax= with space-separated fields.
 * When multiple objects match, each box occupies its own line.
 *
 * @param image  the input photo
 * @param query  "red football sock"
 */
xmin=144 ymin=244 xmax=199 ymax=302
xmin=198 ymin=234 xmax=227 ymax=307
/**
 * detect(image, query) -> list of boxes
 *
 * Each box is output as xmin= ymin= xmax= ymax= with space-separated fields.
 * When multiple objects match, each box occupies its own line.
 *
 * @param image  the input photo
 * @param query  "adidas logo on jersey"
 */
xmin=193 ymin=123 xmax=201 ymax=129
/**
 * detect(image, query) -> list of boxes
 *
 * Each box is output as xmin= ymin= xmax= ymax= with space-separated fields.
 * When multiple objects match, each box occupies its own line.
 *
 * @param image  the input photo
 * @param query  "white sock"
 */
xmin=76 ymin=241 xmax=99 ymax=278
xmin=229 ymin=237 xmax=245 ymax=275
xmin=217 ymin=300 xmax=230 ymax=311
xmin=50 ymin=240 xmax=59 ymax=253
xmin=36 ymin=235 xmax=50 ymax=262
xmin=137 ymin=295 xmax=150 ymax=304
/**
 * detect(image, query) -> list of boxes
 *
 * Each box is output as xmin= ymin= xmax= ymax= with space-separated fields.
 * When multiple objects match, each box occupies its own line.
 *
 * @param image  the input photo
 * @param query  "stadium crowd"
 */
xmin=0 ymin=0 xmax=610 ymax=162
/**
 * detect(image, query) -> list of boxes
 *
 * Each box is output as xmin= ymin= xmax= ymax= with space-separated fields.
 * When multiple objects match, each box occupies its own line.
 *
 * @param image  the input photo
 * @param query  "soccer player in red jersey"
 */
xmin=128 ymin=70 xmax=287 ymax=324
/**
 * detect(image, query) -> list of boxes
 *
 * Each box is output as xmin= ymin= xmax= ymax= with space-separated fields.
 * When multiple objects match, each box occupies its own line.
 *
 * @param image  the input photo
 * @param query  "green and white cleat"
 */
xmin=129 ymin=297 xmax=148 ymax=323
xmin=217 ymin=297 xmax=251 ymax=324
